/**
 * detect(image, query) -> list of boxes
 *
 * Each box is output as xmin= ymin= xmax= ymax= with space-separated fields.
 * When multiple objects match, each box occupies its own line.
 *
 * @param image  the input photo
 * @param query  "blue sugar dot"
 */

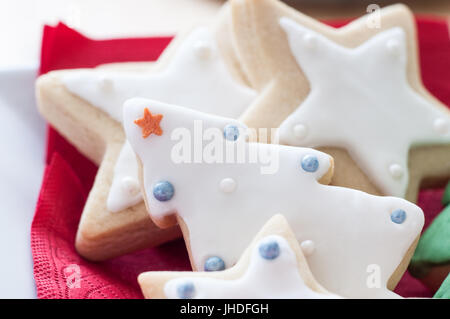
xmin=176 ymin=282 xmax=195 ymax=299
xmin=223 ymin=124 xmax=240 ymax=141
xmin=204 ymin=256 xmax=225 ymax=271
xmin=301 ymin=154 xmax=319 ymax=173
xmin=259 ymin=240 xmax=280 ymax=260
xmin=153 ymin=181 xmax=174 ymax=202
xmin=391 ymin=209 xmax=407 ymax=224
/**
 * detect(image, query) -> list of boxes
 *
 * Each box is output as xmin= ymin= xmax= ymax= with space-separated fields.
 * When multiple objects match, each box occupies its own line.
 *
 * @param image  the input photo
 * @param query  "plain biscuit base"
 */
xmin=35 ymin=3 xmax=250 ymax=261
xmin=229 ymin=0 xmax=450 ymax=203
xmin=138 ymin=214 xmax=336 ymax=299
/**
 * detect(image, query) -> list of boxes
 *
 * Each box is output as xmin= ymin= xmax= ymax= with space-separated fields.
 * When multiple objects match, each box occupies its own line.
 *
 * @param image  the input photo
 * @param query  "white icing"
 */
xmin=278 ymin=18 xmax=450 ymax=198
xmin=300 ymin=240 xmax=315 ymax=256
xmin=386 ymin=38 xmax=401 ymax=56
xmin=389 ymin=163 xmax=404 ymax=179
xmin=164 ymin=235 xmax=339 ymax=299
xmin=293 ymin=124 xmax=308 ymax=139
xmin=107 ymin=141 xmax=142 ymax=212
xmin=193 ymin=41 xmax=212 ymax=60
xmin=219 ymin=178 xmax=237 ymax=193
xmin=98 ymin=76 xmax=114 ymax=92
xmin=62 ymin=27 xmax=257 ymax=212
xmin=120 ymin=177 xmax=140 ymax=196
xmin=434 ymin=118 xmax=449 ymax=135
xmin=303 ymin=33 xmax=317 ymax=49
xmin=124 ymin=98 xmax=424 ymax=298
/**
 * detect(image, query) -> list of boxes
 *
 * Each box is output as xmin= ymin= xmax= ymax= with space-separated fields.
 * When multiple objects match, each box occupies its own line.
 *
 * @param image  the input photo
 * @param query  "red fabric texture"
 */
xmin=31 ymin=18 xmax=449 ymax=299
xmin=33 ymin=23 xmax=190 ymax=299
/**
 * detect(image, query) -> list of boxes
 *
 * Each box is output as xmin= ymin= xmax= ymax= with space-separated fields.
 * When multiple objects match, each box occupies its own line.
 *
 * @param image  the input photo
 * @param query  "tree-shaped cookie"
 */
xmin=35 ymin=4 xmax=257 ymax=260
xmin=229 ymin=0 xmax=450 ymax=202
xmin=409 ymin=182 xmax=450 ymax=291
xmin=138 ymin=215 xmax=340 ymax=299
xmin=124 ymin=98 xmax=424 ymax=298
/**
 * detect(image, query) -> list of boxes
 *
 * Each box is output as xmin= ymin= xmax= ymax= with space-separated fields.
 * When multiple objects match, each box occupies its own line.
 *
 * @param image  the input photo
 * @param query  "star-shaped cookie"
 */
xmin=138 ymin=215 xmax=340 ymax=299
xmin=124 ymin=97 xmax=424 ymax=298
xmin=35 ymin=3 xmax=258 ymax=260
xmin=230 ymin=0 xmax=450 ymax=202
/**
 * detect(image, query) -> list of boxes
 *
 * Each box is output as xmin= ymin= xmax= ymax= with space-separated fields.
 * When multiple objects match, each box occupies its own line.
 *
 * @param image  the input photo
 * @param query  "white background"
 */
xmin=0 ymin=0 xmax=224 ymax=68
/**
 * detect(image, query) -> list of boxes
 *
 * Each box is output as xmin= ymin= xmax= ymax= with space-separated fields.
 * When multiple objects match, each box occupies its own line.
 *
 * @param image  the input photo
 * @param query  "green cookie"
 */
xmin=443 ymin=181 xmax=450 ymax=207
xmin=434 ymin=273 xmax=450 ymax=299
xmin=409 ymin=205 xmax=450 ymax=278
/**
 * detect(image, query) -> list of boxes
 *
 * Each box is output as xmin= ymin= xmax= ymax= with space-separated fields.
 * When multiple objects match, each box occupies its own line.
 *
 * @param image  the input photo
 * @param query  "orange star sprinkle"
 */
xmin=134 ymin=108 xmax=163 ymax=138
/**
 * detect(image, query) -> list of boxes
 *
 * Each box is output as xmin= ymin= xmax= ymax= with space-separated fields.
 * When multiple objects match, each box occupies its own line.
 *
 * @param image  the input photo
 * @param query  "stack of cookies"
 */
xmin=35 ymin=0 xmax=450 ymax=299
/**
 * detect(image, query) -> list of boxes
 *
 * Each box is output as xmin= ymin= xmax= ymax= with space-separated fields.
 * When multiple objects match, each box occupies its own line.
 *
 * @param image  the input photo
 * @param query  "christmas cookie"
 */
xmin=409 ymin=182 xmax=450 ymax=291
xmin=229 ymin=0 xmax=450 ymax=202
xmin=124 ymin=97 xmax=424 ymax=298
xmin=434 ymin=273 xmax=450 ymax=299
xmin=138 ymin=215 xmax=340 ymax=299
xmin=35 ymin=3 xmax=257 ymax=260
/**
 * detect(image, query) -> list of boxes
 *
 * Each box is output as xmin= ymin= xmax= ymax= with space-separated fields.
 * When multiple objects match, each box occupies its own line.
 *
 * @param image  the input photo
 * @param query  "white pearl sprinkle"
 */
xmin=98 ymin=77 xmax=114 ymax=91
xmin=293 ymin=124 xmax=308 ymax=140
xmin=121 ymin=177 xmax=140 ymax=196
xmin=303 ymin=33 xmax=317 ymax=49
xmin=433 ymin=118 xmax=449 ymax=135
xmin=194 ymin=41 xmax=212 ymax=60
xmin=386 ymin=39 xmax=401 ymax=56
xmin=389 ymin=164 xmax=404 ymax=179
xmin=300 ymin=240 xmax=315 ymax=256
xmin=219 ymin=178 xmax=237 ymax=193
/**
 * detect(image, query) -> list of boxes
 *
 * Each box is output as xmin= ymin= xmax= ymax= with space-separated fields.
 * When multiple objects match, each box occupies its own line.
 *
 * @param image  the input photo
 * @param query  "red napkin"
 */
xmin=32 ymin=18 xmax=449 ymax=299
xmin=33 ymin=23 xmax=190 ymax=299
